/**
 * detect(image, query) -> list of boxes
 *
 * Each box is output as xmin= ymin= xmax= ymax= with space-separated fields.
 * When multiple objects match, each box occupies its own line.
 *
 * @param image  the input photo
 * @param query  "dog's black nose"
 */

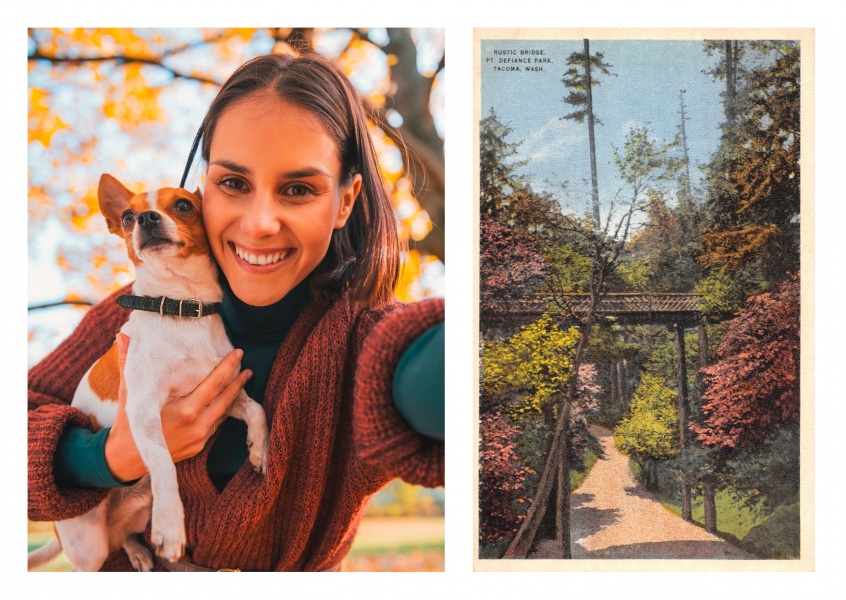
xmin=137 ymin=211 xmax=162 ymax=229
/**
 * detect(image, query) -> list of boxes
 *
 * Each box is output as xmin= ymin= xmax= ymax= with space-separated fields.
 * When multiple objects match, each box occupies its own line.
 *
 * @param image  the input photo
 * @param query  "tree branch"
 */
xmin=28 ymin=50 xmax=222 ymax=86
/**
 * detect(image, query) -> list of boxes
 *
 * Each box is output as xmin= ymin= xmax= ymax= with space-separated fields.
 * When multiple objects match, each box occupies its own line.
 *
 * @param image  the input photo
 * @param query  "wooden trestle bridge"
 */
xmin=495 ymin=292 xmax=704 ymax=328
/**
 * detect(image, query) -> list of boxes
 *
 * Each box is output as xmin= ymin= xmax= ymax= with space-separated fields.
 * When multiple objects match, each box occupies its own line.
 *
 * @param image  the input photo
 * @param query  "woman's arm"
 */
xmin=28 ymin=286 xmax=131 ymax=521
xmin=392 ymin=322 xmax=445 ymax=441
xmin=353 ymin=297 xmax=445 ymax=488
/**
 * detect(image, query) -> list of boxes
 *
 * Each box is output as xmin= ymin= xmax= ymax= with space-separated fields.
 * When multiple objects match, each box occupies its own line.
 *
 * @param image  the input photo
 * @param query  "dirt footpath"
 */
xmin=531 ymin=426 xmax=754 ymax=559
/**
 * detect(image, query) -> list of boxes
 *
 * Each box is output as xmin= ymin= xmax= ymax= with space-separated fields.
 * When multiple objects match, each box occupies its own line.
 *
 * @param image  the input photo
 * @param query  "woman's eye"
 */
xmin=121 ymin=211 xmax=135 ymax=228
xmin=285 ymin=183 xmax=315 ymax=197
xmin=219 ymin=177 xmax=247 ymax=192
xmin=175 ymin=199 xmax=193 ymax=213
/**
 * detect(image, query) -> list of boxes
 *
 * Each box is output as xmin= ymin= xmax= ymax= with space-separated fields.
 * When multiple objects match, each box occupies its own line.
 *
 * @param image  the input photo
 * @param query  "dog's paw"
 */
xmin=151 ymin=509 xmax=186 ymax=562
xmin=246 ymin=427 xmax=269 ymax=475
xmin=249 ymin=442 xmax=268 ymax=475
xmin=125 ymin=542 xmax=154 ymax=572
xmin=151 ymin=529 xmax=185 ymax=563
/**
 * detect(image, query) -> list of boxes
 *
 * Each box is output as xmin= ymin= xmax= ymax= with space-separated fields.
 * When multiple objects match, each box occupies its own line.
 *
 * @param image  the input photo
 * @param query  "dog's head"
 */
xmin=98 ymin=174 xmax=209 ymax=268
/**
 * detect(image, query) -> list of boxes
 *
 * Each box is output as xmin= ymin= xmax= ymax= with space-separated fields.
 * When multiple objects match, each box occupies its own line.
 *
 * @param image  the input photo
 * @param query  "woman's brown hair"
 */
xmin=199 ymin=51 xmax=401 ymax=306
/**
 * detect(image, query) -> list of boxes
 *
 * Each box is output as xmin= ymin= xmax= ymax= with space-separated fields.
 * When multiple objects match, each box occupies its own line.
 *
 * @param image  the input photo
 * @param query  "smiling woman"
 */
xmin=28 ymin=43 xmax=445 ymax=573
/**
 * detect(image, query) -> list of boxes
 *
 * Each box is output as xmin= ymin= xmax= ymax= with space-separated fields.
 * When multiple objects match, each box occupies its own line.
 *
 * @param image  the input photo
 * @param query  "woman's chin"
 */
xmin=223 ymin=275 xmax=292 ymax=306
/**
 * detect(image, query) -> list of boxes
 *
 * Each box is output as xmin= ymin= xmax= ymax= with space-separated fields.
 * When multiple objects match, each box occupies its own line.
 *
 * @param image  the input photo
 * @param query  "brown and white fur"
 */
xmin=29 ymin=174 xmax=268 ymax=571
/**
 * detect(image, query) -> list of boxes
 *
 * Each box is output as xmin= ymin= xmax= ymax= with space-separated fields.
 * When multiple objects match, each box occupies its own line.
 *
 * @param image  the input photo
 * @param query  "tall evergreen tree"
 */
xmin=480 ymin=108 xmax=528 ymax=218
xmin=700 ymin=41 xmax=800 ymax=287
xmin=561 ymin=40 xmax=613 ymax=226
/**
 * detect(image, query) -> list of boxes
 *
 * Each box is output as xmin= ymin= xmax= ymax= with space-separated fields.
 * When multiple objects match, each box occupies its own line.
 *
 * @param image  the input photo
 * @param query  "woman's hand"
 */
xmin=103 ymin=333 xmax=252 ymax=483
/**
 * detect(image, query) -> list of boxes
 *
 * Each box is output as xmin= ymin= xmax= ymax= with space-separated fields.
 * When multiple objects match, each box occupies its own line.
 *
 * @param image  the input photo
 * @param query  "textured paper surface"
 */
xmin=473 ymin=27 xmax=814 ymax=572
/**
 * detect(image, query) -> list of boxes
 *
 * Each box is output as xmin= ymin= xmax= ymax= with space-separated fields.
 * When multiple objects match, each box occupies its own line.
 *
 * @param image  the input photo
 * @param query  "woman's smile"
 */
xmin=230 ymin=242 xmax=295 ymax=269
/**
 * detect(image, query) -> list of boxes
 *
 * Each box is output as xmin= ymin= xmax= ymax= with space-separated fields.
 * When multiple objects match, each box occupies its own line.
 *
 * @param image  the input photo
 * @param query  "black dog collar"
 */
xmin=116 ymin=294 xmax=220 ymax=318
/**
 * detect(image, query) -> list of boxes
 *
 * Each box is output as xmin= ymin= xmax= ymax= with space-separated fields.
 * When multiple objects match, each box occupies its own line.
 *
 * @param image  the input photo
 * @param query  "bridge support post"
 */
xmin=674 ymin=323 xmax=692 ymax=522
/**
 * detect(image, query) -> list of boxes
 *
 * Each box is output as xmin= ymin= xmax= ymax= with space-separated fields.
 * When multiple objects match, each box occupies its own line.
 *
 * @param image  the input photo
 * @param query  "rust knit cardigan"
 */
xmin=28 ymin=285 xmax=444 ymax=571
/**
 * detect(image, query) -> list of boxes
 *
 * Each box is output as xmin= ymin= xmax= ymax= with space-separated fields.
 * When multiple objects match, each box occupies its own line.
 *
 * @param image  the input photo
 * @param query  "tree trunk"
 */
xmin=724 ymin=40 xmax=736 ymax=128
xmin=583 ymin=39 xmax=600 ymax=227
xmin=680 ymin=474 xmax=692 ymax=522
xmin=703 ymin=480 xmax=717 ymax=533
xmin=616 ymin=360 xmax=625 ymax=408
xmin=698 ymin=323 xmax=716 ymax=532
xmin=556 ymin=422 xmax=571 ymax=558
xmin=609 ymin=361 xmax=617 ymax=407
xmin=698 ymin=322 xmax=709 ymax=368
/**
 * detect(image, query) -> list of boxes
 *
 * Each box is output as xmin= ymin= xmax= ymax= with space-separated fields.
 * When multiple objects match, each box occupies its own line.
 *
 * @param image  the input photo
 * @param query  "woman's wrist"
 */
xmin=103 ymin=427 xmax=146 ymax=483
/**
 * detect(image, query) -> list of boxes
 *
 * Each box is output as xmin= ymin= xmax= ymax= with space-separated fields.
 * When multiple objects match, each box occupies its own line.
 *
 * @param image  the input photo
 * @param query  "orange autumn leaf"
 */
xmin=29 ymin=87 xmax=69 ymax=146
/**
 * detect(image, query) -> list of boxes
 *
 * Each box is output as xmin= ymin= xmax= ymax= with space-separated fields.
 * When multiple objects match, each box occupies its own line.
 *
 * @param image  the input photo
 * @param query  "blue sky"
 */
xmin=481 ymin=39 xmax=725 ymax=217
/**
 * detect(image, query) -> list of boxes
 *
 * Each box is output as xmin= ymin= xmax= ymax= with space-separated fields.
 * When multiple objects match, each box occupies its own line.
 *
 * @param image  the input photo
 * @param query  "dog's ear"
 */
xmin=98 ymin=174 xmax=134 ymax=236
xmin=193 ymin=187 xmax=203 ymax=201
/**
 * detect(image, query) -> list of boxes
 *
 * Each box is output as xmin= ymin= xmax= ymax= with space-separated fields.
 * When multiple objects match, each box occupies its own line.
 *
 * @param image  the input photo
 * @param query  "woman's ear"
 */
xmin=334 ymin=173 xmax=361 ymax=229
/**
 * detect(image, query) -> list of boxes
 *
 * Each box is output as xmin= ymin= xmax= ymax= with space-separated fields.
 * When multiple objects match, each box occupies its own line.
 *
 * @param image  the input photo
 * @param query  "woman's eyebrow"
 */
xmin=284 ymin=167 xmax=333 ymax=179
xmin=210 ymin=160 xmax=251 ymax=175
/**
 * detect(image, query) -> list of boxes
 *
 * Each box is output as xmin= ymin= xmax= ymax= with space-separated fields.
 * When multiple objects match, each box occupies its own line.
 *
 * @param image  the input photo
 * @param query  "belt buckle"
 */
xmin=217 ymin=568 xmax=240 ymax=572
xmin=180 ymin=298 xmax=203 ymax=318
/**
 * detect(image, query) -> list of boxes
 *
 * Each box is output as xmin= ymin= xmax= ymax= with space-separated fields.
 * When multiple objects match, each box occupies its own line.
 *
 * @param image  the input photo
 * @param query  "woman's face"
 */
xmin=203 ymin=94 xmax=360 ymax=306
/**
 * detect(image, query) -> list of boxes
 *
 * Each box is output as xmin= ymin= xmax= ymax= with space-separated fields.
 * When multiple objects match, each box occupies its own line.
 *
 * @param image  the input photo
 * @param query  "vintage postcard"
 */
xmin=474 ymin=28 xmax=813 ymax=572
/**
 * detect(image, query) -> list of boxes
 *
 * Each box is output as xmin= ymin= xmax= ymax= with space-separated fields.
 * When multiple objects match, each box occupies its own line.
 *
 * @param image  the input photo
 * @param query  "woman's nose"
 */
xmin=240 ymin=191 xmax=282 ymax=238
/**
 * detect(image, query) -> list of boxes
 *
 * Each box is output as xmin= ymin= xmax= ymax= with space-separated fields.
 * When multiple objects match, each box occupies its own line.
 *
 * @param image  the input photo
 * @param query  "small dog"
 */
xmin=28 ymin=174 xmax=269 ymax=571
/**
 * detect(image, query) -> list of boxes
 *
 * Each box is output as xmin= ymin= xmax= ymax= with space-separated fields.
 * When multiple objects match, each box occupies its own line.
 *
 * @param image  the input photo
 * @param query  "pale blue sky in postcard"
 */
xmin=481 ymin=39 xmax=729 ymax=216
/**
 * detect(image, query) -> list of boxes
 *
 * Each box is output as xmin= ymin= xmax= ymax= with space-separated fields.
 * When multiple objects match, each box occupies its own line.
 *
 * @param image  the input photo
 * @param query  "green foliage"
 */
xmin=739 ymin=503 xmax=800 ymax=559
xmin=612 ymin=127 xmax=681 ymax=193
xmin=560 ymin=47 xmax=613 ymax=124
xmin=539 ymin=242 xmax=592 ymax=294
xmin=725 ymin=422 xmax=800 ymax=511
xmin=479 ymin=108 xmax=528 ymax=217
xmin=571 ymin=439 xmax=602 ymax=491
xmin=481 ymin=313 xmax=580 ymax=421
xmin=616 ymin=255 xmax=653 ymax=292
xmin=514 ymin=418 xmax=552 ymax=479
xmin=694 ymin=271 xmax=749 ymax=320
xmin=642 ymin=332 xmax=700 ymax=399
xmin=624 ymin=191 xmax=704 ymax=294
xmin=613 ymin=373 xmax=679 ymax=462
xmin=701 ymin=41 xmax=800 ymax=283
xmin=479 ymin=537 xmax=513 ymax=559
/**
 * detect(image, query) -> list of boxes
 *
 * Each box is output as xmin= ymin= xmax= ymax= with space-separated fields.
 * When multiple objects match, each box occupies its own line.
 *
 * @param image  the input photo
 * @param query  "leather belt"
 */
xmin=159 ymin=558 xmax=239 ymax=572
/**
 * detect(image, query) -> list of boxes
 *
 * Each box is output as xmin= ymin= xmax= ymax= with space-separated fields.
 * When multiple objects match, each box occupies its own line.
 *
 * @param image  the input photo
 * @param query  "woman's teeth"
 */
xmin=234 ymin=245 xmax=289 ymax=266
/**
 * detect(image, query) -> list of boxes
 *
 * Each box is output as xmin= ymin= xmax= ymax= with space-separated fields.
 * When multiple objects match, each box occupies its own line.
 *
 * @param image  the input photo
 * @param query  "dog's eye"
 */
xmin=121 ymin=211 xmax=135 ymax=228
xmin=174 ymin=199 xmax=194 ymax=213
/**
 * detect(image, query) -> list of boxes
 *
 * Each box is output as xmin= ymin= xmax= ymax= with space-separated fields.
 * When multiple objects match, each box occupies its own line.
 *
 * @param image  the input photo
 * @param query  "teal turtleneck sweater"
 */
xmin=53 ymin=282 xmax=444 ymax=491
xmin=205 ymin=277 xmax=310 ymax=490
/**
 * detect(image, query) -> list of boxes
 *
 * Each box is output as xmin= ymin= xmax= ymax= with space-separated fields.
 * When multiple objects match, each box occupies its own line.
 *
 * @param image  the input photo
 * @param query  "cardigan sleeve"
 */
xmin=352 ymin=297 xmax=445 ymax=489
xmin=28 ymin=285 xmax=132 ymax=521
